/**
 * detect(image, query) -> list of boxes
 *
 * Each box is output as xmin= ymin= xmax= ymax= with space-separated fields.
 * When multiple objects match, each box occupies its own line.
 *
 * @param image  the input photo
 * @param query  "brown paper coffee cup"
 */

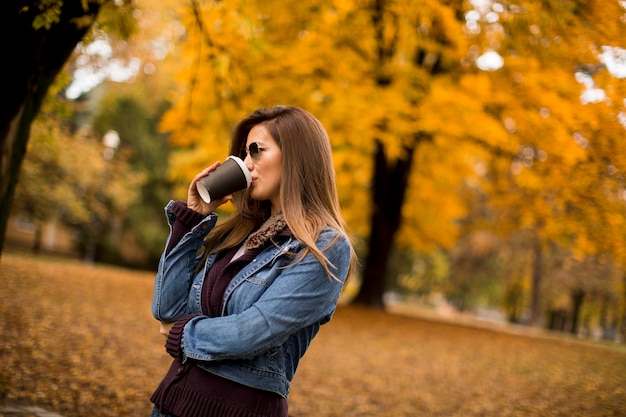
xmin=196 ymin=156 xmax=251 ymax=203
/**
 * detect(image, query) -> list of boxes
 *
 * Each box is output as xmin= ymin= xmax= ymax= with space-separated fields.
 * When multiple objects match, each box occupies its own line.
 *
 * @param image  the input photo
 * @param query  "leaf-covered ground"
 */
xmin=1 ymin=253 xmax=624 ymax=417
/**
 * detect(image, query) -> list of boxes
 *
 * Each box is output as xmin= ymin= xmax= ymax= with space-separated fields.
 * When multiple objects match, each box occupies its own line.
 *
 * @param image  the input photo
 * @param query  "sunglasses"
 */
xmin=239 ymin=142 xmax=265 ymax=161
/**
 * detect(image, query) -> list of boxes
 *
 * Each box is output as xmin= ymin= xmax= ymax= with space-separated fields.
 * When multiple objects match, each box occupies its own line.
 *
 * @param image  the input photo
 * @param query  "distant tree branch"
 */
xmin=462 ymin=134 xmax=518 ymax=159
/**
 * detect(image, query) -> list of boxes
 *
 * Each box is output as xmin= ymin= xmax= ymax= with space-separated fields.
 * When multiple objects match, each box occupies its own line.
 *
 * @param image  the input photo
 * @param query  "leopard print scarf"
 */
xmin=244 ymin=211 xmax=287 ymax=250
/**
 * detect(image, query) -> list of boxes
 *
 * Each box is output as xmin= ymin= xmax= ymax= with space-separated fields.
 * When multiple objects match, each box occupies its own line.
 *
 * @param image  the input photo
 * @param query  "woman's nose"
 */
xmin=245 ymin=159 xmax=254 ymax=171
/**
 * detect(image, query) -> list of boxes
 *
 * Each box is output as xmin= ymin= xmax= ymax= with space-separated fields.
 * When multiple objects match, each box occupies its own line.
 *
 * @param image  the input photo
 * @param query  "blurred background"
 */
xmin=3 ymin=0 xmax=626 ymax=343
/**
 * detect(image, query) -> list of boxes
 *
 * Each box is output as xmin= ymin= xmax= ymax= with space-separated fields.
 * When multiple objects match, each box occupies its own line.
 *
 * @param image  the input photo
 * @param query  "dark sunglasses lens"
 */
xmin=240 ymin=143 xmax=261 ymax=161
xmin=249 ymin=143 xmax=260 ymax=160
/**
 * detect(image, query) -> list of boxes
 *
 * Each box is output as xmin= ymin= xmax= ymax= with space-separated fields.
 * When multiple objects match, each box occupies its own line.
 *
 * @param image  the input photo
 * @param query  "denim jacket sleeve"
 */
xmin=151 ymin=200 xmax=218 ymax=322
xmin=179 ymin=229 xmax=351 ymax=362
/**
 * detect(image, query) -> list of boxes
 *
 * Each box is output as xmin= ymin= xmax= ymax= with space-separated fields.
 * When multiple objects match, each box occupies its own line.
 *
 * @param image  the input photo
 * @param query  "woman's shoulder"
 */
xmin=316 ymin=226 xmax=351 ymax=250
xmin=287 ymin=226 xmax=349 ymax=252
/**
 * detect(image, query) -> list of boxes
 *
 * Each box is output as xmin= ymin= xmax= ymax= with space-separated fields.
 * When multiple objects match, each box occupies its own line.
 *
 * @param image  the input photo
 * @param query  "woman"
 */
xmin=150 ymin=105 xmax=356 ymax=417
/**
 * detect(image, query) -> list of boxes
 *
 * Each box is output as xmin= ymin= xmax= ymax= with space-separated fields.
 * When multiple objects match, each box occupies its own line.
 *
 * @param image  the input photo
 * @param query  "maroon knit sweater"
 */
xmin=151 ymin=201 xmax=289 ymax=417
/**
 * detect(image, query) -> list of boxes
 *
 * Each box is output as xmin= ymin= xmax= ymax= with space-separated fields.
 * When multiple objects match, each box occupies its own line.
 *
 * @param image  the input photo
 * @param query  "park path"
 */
xmin=0 ymin=406 xmax=65 ymax=417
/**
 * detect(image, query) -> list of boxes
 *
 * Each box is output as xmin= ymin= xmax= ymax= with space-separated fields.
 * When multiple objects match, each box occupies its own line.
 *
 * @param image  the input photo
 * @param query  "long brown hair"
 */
xmin=201 ymin=105 xmax=356 ymax=279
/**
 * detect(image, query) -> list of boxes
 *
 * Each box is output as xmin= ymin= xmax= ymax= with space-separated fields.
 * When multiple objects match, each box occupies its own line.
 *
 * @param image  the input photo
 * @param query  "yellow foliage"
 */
xmin=147 ymin=0 xmax=626 ymax=266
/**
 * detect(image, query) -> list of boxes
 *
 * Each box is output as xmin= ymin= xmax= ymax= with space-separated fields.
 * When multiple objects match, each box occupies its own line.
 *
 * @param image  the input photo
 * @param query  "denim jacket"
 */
xmin=152 ymin=201 xmax=351 ymax=398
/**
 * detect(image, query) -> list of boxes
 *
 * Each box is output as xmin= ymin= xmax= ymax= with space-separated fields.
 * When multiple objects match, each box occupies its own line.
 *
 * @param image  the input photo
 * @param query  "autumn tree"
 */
xmin=0 ymin=0 xmax=135 ymax=258
xmin=91 ymin=92 xmax=171 ymax=266
xmin=454 ymin=0 xmax=626 ymax=325
xmin=12 ymin=91 xmax=144 ymax=261
xmin=157 ymin=0 xmax=477 ymax=306
xmin=155 ymin=0 xmax=626 ymax=320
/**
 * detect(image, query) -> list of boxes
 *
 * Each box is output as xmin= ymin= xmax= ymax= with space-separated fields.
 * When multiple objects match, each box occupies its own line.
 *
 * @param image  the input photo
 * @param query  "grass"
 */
xmin=1 ymin=252 xmax=625 ymax=417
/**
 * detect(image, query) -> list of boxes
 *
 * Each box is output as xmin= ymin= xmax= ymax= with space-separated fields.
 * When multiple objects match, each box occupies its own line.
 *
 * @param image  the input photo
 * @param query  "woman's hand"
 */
xmin=159 ymin=321 xmax=174 ymax=337
xmin=187 ymin=161 xmax=233 ymax=215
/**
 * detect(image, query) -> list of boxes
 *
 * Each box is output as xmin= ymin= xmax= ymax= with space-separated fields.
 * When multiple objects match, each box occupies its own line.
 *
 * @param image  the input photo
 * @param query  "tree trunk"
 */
xmin=570 ymin=289 xmax=585 ymax=335
xmin=621 ymin=273 xmax=626 ymax=343
xmin=353 ymin=140 xmax=416 ymax=308
xmin=530 ymin=237 xmax=543 ymax=326
xmin=0 ymin=1 xmax=100 ymax=258
xmin=33 ymin=222 xmax=43 ymax=255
